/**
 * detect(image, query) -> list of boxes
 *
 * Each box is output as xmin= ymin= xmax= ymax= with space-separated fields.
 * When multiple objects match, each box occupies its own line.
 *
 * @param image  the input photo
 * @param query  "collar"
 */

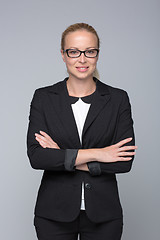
xmin=49 ymin=77 xmax=110 ymax=97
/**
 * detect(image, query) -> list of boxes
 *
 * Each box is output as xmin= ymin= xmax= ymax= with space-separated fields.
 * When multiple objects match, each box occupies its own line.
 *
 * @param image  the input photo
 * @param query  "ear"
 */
xmin=61 ymin=49 xmax=66 ymax=63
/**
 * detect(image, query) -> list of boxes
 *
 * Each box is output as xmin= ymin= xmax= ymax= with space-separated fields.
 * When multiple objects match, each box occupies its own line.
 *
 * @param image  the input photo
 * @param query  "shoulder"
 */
xmin=30 ymin=79 xmax=66 ymax=104
xmin=97 ymin=79 xmax=129 ymax=100
xmin=97 ymin=79 xmax=131 ymax=108
xmin=32 ymin=79 xmax=66 ymax=102
xmin=108 ymin=85 xmax=129 ymax=103
xmin=35 ymin=79 xmax=65 ymax=95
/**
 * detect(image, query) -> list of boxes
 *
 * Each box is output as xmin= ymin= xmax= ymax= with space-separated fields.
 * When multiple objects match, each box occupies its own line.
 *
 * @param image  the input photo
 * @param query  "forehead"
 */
xmin=64 ymin=30 xmax=98 ymax=49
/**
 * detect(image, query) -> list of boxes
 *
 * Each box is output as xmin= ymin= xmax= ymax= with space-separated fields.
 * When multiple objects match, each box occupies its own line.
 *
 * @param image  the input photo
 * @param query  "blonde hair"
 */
xmin=61 ymin=23 xmax=100 ymax=50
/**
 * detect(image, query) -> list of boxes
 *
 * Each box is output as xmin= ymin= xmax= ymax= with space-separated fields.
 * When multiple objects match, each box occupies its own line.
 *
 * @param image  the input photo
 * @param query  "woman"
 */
xmin=27 ymin=23 xmax=137 ymax=240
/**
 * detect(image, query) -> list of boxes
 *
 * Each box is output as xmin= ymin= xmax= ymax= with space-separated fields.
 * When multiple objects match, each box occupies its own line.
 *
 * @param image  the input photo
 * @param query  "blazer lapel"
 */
xmin=48 ymin=79 xmax=81 ymax=148
xmin=82 ymin=80 xmax=111 ymax=137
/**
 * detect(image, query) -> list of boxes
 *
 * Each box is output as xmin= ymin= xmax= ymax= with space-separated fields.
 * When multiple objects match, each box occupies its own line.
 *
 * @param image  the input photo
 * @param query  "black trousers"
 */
xmin=34 ymin=210 xmax=123 ymax=240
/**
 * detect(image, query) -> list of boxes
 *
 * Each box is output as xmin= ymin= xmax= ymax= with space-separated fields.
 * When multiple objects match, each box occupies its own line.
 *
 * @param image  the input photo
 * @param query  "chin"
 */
xmin=76 ymin=75 xmax=93 ymax=81
xmin=70 ymin=72 xmax=94 ymax=81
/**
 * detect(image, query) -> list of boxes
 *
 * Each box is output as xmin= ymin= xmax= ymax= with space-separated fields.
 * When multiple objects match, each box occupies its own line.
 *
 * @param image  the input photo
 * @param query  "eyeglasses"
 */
xmin=63 ymin=49 xmax=99 ymax=58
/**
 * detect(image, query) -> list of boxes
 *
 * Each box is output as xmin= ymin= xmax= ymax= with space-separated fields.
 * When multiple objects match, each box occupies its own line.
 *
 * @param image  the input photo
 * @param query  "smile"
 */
xmin=76 ymin=67 xmax=89 ymax=72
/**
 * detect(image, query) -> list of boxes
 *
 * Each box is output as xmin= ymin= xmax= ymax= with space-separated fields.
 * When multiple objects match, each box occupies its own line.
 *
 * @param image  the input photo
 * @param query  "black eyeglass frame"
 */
xmin=63 ymin=48 xmax=99 ymax=58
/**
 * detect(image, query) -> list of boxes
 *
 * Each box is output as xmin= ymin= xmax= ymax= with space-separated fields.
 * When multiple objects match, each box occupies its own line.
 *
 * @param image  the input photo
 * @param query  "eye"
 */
xmin=68 ymin=49 xmax=79 ymax=55
xmin=86 ymin=50 xmax=95 ymax=54
xmin=87 ymin=50 xmax=94 ymax=53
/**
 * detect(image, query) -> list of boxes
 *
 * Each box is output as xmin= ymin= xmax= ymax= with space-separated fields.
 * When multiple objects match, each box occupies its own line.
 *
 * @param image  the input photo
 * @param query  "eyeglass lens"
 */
xmin=67 ymin=49 xmax=98 ymax=58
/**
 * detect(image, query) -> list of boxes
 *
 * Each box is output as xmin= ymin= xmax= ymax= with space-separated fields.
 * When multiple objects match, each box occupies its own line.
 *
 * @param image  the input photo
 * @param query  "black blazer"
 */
xmin=27 ymin=77 xmax=135 ymax=223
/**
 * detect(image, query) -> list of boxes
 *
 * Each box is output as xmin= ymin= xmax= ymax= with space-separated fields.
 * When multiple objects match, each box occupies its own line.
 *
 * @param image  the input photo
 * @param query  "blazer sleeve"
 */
xmin=27 ymin=89 xmax=78 ymax=172
xmin=87 ymin=90 xmax=135 ymax=176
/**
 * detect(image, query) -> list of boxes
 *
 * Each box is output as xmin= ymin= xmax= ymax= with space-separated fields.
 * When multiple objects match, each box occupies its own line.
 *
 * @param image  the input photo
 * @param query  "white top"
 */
xmin=71 ymin=98 xmax=91 ymax=210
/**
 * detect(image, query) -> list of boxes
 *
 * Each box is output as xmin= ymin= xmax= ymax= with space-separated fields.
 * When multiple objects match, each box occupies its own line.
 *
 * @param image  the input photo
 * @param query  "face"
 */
xmin=61 ymin=30 xmax=99 ymax=82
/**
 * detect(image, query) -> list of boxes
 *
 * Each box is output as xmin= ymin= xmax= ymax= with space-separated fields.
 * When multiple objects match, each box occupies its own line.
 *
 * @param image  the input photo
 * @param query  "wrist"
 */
xmin=76 ymin=148 xmax=98 ymax=165
xmin=76 ymin=163 xmax=89 ymax=171
xmin=90 ymin=148 xmax=100 ymax=162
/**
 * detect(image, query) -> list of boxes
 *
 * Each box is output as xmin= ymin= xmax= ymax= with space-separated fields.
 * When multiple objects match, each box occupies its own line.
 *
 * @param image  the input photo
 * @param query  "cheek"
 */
xmin=90 ymin=59 xmax=98 ymax=67
xmin=66 ymin=59 xmax=77 ymax=67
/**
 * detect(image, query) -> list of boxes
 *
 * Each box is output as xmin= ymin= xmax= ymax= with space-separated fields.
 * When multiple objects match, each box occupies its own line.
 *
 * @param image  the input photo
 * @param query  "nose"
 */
xmin=78 ymin=52 xmax=87 ymax=63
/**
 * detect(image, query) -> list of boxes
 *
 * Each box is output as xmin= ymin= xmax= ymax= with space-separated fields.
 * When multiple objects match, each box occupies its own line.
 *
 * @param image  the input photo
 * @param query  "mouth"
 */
xmin=76 ymin=67 xmax=89 ymax=72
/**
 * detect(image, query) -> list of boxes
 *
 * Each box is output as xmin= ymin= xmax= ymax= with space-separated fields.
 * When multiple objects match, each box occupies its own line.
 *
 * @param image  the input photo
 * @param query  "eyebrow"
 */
xmin=68 ymin=47 xmax=98 ymax=50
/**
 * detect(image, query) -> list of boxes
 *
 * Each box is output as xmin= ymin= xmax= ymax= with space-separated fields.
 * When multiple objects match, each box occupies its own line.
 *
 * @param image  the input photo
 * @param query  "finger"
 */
xmin=36 ymin=138 xmax=47 ymax=148
xmin=35 ymin=133 xmax=42 ymax=138
xmin=118 ymin=151 xmax=136 ymax=157
xmin=35 ymin=133 xmax=60 ymax=149
xmin=39 ymin=131 xmax=51 ymax=139
xmin=119 ymin=145 xmax=138 ymax=152
xmin=35 ymin=136 xmax=41 ymax=143
xmin=117 ymin=157 xmax=132 ymax=161
xmin=35 ymin=134 xmax=46 ymax=143
xmin=35 ymin=136 xmax=49 ymax=146
xmin=35 ymin=133 xmax=50 ymax=143
xmin=35 ymin=136 xmax=45 ymax=145
xmin=35 ymin=133 xmax=46 ymax=140
xmin=116 ymin=138 xmax=133 ymax=147
xmin=38 ymin=132 xmax=57 ymax=145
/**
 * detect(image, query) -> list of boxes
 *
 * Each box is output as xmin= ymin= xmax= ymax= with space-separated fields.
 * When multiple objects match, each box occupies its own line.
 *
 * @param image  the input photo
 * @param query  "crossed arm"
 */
xmin=35 ymin=131 xmax=137 ymax=172
xmin=28 ymin=89 xmax=137 ymax=174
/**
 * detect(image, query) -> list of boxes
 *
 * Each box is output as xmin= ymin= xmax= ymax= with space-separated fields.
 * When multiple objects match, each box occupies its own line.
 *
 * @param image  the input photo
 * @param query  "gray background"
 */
xmin=0 ymin=0 xmax=159 ymax=239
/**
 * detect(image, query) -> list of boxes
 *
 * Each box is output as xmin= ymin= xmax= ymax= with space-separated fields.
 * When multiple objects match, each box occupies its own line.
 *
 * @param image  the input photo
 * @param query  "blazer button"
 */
xmin=85 ymin=183 xmax=91 ymax=189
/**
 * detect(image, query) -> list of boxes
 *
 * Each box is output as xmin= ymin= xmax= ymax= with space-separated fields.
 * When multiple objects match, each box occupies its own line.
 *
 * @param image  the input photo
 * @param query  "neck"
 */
xmin=66 ymin=77 xmax=96 ymax=97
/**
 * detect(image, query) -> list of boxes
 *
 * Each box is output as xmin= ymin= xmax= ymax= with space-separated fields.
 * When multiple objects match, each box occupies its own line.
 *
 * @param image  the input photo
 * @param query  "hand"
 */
xmin=98 ymin=138 xmax=137 ymax=163
xmin=35 ymin=131 xmax=60 ymax=149
xmin=35 ymin=131 xmax=89 ymax=172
